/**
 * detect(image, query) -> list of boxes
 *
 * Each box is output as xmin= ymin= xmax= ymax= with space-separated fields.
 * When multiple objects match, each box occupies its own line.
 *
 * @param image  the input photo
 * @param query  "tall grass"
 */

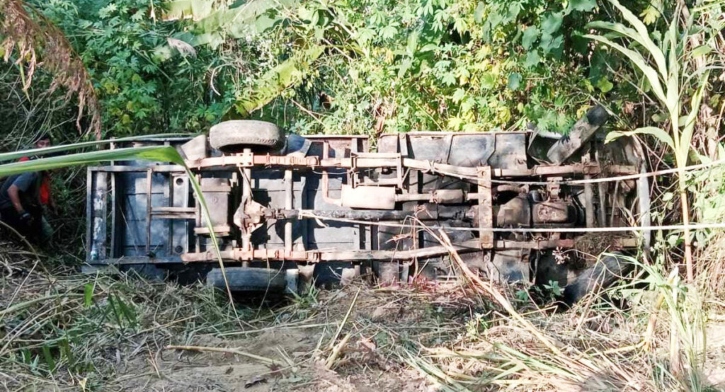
xmin=390 ymin=250 xmax=713 ymax=391
xmin=0 ymin=246 xmax=247 ymax=390
xmin=581 ymin=3 xmax=725 ymax=387
xmin=586 ymin=0 xmax=717 ymax=282
xmin=0 ymin=136 xmax=253 ymax=389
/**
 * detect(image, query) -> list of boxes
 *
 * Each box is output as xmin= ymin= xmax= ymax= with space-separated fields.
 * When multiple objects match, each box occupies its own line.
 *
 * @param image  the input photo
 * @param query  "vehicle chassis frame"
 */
xmin=86 ymin=134 xmax=641 ymax=271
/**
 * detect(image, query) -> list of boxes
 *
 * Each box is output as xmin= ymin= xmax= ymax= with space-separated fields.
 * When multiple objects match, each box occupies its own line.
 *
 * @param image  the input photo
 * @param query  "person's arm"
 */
xmin=7 ymin=173 xmax=37 ymax=215
xmin=7 ymin=185 xmax=25 ymax=214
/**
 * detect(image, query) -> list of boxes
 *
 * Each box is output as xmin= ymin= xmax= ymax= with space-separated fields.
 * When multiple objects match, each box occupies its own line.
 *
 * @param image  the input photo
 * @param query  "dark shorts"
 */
xmin=0 ymin=205 xmax=44 ymax=242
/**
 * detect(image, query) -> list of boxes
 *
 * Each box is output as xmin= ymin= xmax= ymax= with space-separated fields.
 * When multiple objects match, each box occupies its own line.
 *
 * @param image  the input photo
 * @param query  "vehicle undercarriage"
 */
xmin=85 ymin=105 xmax=650 ymax=303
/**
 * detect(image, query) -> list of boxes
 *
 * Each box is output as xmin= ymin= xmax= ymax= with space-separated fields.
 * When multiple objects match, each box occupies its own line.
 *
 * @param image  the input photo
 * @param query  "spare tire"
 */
xmin=206 ymin=267 xmax=287 ymax=293
xmin=563 ymin=252 xmax=633 ymax=305
xmin=209 ymin=120 xmax=285 ymax=153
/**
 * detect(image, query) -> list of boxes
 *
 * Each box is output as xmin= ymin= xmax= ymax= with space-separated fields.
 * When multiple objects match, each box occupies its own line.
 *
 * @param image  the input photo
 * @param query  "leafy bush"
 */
xmin=33 ymin=0 xmax=234 ymax=137
xmin=202 ymin=0 xmax=614 ymax=134
xmin=22 ymin=0 xmax=669 ymax=138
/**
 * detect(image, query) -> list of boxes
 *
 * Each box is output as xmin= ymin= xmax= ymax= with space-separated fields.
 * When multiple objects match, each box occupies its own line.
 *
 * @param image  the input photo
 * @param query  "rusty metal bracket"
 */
xmin=546 ymin=177 xmax=562 ymax=201
xmin=477 ymin=167 xmax=494 ymax=249
xmin=264 ymin=154 xmax=317 ymax=167
xmin=349 ymin=151 xmax=404 ymax=189
xmin=237 ymin=151 xmax=254 ymax=167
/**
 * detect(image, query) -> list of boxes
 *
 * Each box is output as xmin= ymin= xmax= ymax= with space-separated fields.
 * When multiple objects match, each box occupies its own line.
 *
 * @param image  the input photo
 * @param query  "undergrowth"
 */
xmin=0 ymin=242 xmax=250 ymax=391
xmin=3 ymin=236 xmax=724 ymax=391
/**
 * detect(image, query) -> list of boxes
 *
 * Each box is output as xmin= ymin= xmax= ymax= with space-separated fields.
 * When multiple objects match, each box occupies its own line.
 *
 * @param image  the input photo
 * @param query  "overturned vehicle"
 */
xmin=85 ymin=106 xmax=650 ymax=303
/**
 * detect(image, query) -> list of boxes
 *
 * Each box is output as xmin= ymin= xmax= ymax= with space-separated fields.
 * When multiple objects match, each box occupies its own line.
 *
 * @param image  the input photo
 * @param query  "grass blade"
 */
xmin=0 ymin=146 xmax=184 ymax=178
xmin=0 ymin=133 xmax=195 ymax=162
xmin=605 ymin=126 xmax=675 ymax=149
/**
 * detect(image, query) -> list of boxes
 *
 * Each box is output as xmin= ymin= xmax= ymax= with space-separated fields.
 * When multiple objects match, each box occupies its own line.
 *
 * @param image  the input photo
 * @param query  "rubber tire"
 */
xmin=209 ymin=120 xmax=285 ymax=153
xmin=206 ymin=267 xmax=287 ymax=293
xmin=563 ymin=252 xmax=632 ymax=305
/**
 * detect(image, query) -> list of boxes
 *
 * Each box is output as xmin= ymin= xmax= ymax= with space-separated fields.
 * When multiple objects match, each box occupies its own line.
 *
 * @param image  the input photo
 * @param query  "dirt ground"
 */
xmin=4 ymin=247 xmax=725 ymax=392
xmin=115 ymin=328 xmax=425 ymax=392
xmin=109 ymin=291 xmax=725 ymax=392
xmin=704 ymin=321 xmax=725 ymax=390
xmin=109 ymin=286 xmax=461 ymax=392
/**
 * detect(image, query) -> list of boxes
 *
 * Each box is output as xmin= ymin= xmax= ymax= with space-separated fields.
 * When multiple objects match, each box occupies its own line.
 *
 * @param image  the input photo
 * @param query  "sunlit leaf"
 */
xmin=441 ymin=72 xmax=457 ymax=86
xmin=639 ymin=6 xmax=659 ymax=25
xmin=568 ymin=0 xmax=597 ymax=12
xmin=521 ymin=26 xmax=539 ymax=50
xmin=541 ymin=12 xmax=563 ymax=34
xmin=474 ymin=2 xmax=485 ymax=23
xmin=595 ymin=77 xmax=613 ymax=93
xmin=406 ymin=30 xmax=419 ymax=56
xmin=507 ymin=73 xmax=522 ymax=91
xmin=605 ymin=126 xmax=674 ymax=149
xmin=480 ymin=73 xmax=496 ymax=89
xmin=524 ymin=51 xmax=540 ymax=68
xmin=690 ymin=45 xmax=713 ymax=58
xmin=452 ymin=88 xmax=466 ymax=103
xmin=0 ymin=134 xmax=194 ymax=163
xmin=0 ymin=146 xmax=184 ymax=179
xmin=397 ymin=58 xmax=412 ymax=79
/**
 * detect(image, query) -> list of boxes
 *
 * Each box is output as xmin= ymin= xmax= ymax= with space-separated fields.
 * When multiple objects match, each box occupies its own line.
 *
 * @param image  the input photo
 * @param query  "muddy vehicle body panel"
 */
xmin=85 ymin=106 xmax=649 ymax=298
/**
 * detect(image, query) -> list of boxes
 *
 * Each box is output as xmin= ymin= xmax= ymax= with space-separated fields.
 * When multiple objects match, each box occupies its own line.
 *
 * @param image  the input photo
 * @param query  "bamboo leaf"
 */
xmin=84 ymin=283 xmax=94 ymax=308
xmin=679 ymin=72 xmax=710 ymax=161
xmin=605 ymin=126 xmax=674 ymax=150
xmin=586 ymin=20 xmax=666 ymax=80
xmin=606 ymin=0 xmax=668 ymax=81
xmin=587 ymin=21 xmax=636 ymax=39
xmin=0 ymin=146 xmax=184 ymax=179
xmin=0 ymin=133 xmax=194 ymax=163
xmin=667 ymin=15 xmax=681 ymax=115
xmin=584 ymin=34 xmax=667 ymax=104
xmin=690 ymin=45 xmax=713 ymax=58
xmin=665 ymin=74 xmax=679 ymax=117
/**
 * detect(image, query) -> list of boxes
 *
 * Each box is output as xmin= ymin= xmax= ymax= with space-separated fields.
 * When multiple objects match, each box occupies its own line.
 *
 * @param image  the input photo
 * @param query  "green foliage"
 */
xmin=465 ymin=312 xmax=488 ymax=337
xmin=26 ymin=0 xmax=670 ymax=137
xmin=587 ymin=0 xmax=724 ymax=278
xmin=301 ymin=0 xmax=597 ymax=133
xmin=175 ymin=0 xmax=629 ymax=135
xmin=543 ymin=280 xmax=562 ymax=297
xmin=33 ymin=0 xmax=233 ymax=137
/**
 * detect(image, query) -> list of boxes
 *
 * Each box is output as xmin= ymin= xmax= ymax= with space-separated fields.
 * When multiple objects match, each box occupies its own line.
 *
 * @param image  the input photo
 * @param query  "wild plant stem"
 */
xmin=680 ymin=182 xmax=694 ymax=283
xmin=165 ymin=345 xmax=281 ymax=366
xmin=327 ymin=287 xmax=360 ymax=350
xmin=0 ymin=293 xmax=82 ymax=318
